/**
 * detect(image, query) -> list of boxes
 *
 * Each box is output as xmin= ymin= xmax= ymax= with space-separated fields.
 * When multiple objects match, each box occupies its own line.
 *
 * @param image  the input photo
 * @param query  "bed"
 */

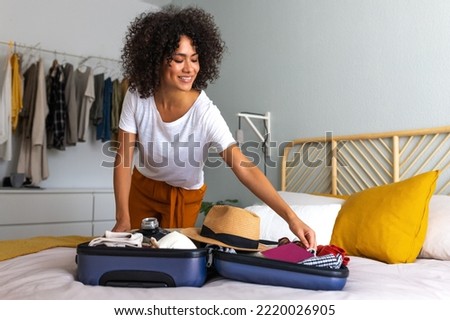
xmin=1 ymin=125 xmax=450 ymax=300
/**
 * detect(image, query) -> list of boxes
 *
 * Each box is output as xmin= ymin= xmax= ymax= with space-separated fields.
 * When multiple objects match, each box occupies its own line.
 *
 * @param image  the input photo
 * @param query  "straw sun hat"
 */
xmin=181 ymin=205 xmax=267 ymax=252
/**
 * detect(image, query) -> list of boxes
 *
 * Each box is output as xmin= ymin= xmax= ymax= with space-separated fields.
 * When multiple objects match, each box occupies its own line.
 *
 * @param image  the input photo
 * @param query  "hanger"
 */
xmin=77 ymin=56 xmax=91 ymax=72
xmin=8 ymin=40 xmax=14 ymax=54
xmin=21 ymin=43 xmax=41 ymax=71
xmin=111 ymin=68 xmax=123 ymax=81
xmin=59 ymin=52 xmax=69 ymax=66
xmin=93 ymin=59 xmax=108 ymax=75
xmin=51 ymin=50 xmax=59 ymax=69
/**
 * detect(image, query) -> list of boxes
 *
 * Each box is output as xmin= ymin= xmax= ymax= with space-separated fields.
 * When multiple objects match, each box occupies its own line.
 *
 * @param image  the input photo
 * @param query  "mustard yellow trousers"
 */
xmin=129 ymin=168 xmax=207 ymax=229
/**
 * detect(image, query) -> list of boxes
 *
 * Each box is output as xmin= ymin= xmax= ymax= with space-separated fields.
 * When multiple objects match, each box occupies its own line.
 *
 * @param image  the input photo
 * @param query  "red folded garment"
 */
xmin=262 ymin=242 xmax=314 ymax=263
xmin=317 ymin=244 xmax=350 ymax=266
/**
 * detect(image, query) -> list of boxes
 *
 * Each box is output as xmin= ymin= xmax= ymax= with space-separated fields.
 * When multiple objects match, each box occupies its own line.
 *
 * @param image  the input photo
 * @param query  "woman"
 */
xmin=112 ymin=5 xmax=316 ymax=249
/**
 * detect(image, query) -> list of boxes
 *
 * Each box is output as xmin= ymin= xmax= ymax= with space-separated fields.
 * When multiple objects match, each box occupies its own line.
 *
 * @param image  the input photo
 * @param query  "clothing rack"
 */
xmin=0 ymin=40 xmax=121 ymax=64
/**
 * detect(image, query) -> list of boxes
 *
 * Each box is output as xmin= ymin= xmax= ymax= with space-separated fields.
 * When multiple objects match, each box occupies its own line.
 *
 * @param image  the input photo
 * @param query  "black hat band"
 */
xmin=200 ymin=225 xmax=259 ymax=249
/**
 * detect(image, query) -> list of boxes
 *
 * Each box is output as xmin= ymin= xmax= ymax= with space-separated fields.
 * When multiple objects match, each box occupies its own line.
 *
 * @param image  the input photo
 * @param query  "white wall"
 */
xmin=176 ymin=0 xmax=450 ymax=206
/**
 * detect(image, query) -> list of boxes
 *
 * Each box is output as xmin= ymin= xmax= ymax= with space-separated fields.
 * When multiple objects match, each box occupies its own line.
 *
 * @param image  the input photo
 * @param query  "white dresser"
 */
xmin=0 ymin=188 xmax=116 ymax=240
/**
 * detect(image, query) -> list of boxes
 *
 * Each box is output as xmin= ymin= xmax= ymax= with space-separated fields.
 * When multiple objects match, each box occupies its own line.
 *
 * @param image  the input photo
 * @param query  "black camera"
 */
xmin=139 ymin=217 xmax=169 ymax=240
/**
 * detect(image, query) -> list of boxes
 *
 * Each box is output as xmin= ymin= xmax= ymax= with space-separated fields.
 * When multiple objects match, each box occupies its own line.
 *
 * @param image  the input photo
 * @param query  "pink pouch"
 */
xmin=262 ymin=243 xmax=314 ymax=263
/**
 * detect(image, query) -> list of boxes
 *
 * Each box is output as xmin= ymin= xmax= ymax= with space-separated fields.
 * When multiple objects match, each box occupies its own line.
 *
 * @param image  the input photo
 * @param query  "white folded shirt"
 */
xmin=89 ymin=231 xmax=144 ymax=248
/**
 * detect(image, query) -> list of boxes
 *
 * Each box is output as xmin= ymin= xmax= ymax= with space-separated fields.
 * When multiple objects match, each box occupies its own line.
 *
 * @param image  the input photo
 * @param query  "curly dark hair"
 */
xmin=121 ymin=5 xmax=226 ymax=99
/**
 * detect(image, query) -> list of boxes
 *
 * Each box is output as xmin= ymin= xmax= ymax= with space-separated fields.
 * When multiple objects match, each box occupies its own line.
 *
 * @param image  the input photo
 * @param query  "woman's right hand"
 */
xmin=111 ymin=219 xmax=131 ymax=232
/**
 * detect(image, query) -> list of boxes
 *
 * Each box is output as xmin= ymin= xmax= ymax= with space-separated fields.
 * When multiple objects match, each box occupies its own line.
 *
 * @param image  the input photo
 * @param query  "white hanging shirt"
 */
xmin=0 ymin=54 xmax=12 ymax=160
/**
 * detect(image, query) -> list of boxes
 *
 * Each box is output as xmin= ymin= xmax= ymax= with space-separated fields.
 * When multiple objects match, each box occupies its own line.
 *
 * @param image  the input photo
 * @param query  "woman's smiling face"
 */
xmin=160 ymin=35 xmax=200 ymax=92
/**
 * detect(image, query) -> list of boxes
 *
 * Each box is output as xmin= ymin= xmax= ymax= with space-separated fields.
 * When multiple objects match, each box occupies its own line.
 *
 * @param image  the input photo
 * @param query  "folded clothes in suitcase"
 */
xmin=76 ymin=242 xmax=208 ymax=288
xmin=212 ymin=250 xmax=349 ymax=291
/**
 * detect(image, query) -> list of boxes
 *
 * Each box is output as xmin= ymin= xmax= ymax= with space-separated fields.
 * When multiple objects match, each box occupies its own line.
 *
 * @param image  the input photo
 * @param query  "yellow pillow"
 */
xmin=330 ymin=170 xmax=439 ymax=264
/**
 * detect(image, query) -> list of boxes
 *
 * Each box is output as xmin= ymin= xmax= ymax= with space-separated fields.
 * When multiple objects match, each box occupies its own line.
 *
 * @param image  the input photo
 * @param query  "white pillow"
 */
xmin=419 ymin=195 xmax=450 ymax=260
xmin=277 ymin=191 xmax=345 ymax=206
xmin=245 ymin=204 xmax=342 ymax=245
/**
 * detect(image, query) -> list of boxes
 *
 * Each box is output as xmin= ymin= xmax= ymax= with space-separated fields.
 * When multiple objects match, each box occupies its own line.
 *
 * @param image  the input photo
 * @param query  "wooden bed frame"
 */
xmin=281 ymin=126 xmax=450 ymax=195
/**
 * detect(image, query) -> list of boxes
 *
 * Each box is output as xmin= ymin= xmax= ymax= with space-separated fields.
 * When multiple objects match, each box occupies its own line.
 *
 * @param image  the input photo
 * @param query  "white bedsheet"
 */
xmin=1 ymin=247 xmax=450 ymax=300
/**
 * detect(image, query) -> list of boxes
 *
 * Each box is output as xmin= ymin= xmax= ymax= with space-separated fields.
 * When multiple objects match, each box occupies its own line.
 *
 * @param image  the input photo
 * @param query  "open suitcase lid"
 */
xmin=212 ymin=250 xmax=349 ymax=291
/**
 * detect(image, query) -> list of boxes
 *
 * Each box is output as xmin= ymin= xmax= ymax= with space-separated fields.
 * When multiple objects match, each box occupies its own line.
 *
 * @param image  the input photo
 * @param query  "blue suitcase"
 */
xmin=76 ymin=243 xmax=348 ymax=290
xmin=212 ymin=250 xmax=349 ymax=291
xmin=76 ymin=242 xmax=208 ymax=288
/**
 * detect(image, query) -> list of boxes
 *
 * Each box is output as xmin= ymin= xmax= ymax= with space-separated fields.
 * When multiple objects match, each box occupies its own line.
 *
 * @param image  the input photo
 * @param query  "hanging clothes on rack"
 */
xmin=46 ymin=60 xmax=66 ymax=150
xmin=0 ymin=40 xmax=124 ymax=187
xmin=0 ymin=53 xmax=12 ymax=161
xmin=16 ymin=58 xmax=49 ymax=186
xmin=74 ymin=66 xmax=95 ymax=142
xmin=111 ymin=78 xmax=122 ymax=139
xmin=110 ymin=78 xmax=129 ymax=141
xmin=96 ymin=77 xmax=112 ymax=142
xmin=63 ymin=63 xmax=78 ymax=146
xmin=10 ymin=52 xmax=23 ymax=132
xmin=90 ymin=73 xmax=104 ymax=127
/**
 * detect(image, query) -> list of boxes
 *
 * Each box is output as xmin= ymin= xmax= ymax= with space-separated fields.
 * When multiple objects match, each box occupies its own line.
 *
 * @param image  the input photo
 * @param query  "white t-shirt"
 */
xmin=119 ymin=90 xmax=236 ymax=189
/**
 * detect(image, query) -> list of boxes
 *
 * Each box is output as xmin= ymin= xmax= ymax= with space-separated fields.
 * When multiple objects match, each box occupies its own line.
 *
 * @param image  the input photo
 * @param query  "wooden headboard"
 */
xmin=281 ymin=126 xmax=450 ymax=195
